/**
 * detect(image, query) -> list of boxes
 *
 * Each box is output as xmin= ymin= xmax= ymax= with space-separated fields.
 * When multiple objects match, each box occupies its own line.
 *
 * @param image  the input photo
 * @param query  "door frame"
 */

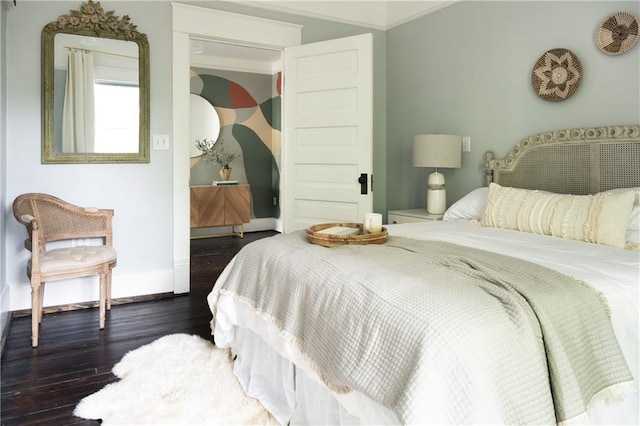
xmin=171 ymin=3 xmax=302 ymax=293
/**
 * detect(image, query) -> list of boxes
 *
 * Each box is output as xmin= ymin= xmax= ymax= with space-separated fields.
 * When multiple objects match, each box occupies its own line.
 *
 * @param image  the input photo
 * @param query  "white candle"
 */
xmin=363 ymin=213 xmax=382 ymax=234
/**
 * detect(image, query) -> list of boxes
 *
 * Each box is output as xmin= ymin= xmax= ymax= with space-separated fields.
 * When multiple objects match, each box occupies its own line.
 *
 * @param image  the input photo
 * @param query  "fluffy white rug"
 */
xmin=74 ymin=333 xmax=278 ymax=425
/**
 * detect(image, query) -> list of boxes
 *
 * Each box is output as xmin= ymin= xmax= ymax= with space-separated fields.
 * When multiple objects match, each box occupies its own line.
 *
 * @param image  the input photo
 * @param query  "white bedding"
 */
xmin=210 ymin=220 xmax=639 ymax=425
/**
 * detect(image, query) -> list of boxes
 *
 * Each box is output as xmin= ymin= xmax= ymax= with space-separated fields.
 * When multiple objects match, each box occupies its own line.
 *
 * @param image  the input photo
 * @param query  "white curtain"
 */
xmin=62 ymin=49 xmax=95 ymax=153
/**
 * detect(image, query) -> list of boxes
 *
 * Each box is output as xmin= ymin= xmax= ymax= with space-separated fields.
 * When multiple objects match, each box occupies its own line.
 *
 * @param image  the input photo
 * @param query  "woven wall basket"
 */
xmin=531 ymin=48 xmax=582 ymax=103
xmin=596 ymin=11 xmax=639 ymax=55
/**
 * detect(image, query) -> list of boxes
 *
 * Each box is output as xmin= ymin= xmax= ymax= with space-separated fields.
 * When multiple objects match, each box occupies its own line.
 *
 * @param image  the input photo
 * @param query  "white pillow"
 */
xmin=443 ymin=187 xmax=489 ymax=221
xmin=479 ymin=183 xmax=636 ymax=249
xmin=606 ymin=187 xmax=640 ymax=245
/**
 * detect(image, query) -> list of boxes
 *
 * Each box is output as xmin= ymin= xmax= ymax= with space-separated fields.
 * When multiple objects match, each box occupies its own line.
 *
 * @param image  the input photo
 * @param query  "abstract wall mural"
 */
xmin=190 ymin=68 xmax=282 ymax=219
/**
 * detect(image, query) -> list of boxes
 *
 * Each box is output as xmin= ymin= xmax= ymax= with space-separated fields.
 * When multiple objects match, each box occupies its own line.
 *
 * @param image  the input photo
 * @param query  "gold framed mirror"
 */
xmin=41 ymin=0 xmax=149 ymax=163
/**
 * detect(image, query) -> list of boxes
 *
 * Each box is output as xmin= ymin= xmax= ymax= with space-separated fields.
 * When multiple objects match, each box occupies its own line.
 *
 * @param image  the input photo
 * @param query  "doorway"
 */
xmin=171 ymin=3 xmax=302 ymax=294
xmin=172 ymin=5 xmax=374 ymax=295
xmin=189 ymin=40 xmax=283 ymax=236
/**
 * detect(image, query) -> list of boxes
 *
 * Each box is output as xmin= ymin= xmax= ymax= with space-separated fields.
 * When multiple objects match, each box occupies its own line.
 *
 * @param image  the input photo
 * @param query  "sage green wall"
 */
xmin=387 ymin=1 xmax=640 ymax=211
xmin=5 ymin=1 xmax=175 ymax=311
xmin=7 ymin=0 xmax=635 ymax=318
xmin=1 ymin=1 xmax=9 ymax=347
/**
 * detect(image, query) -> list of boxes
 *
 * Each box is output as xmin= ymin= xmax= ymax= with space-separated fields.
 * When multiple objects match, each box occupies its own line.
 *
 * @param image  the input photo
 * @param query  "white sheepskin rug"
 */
xmin=73 ymin=333 xmax=278 ymax=425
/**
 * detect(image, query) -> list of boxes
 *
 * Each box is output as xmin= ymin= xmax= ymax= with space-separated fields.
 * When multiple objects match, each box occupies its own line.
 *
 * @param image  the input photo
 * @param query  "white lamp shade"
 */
xmin=412 ymin=134 xmax=462 ymax=168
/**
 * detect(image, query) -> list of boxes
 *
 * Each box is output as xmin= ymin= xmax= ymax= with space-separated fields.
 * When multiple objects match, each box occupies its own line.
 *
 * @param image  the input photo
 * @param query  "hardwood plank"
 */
xmin=0 ymin=231 xmax=278 ymax=425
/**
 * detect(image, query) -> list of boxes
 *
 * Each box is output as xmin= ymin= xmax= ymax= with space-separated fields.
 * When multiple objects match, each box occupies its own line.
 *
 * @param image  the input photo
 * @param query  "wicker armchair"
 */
xmin=13 ymin=193 xmax=117 ymax=347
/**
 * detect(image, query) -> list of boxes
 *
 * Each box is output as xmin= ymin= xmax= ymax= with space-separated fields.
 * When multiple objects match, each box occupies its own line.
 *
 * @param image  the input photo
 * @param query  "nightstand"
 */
xmin=387 ymin=209 xmax=443 ymax=224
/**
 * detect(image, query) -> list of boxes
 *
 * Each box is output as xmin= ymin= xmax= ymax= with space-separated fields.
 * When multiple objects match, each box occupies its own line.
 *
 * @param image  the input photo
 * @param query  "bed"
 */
xmin=208 ymin=125 xmax=640 ymax=425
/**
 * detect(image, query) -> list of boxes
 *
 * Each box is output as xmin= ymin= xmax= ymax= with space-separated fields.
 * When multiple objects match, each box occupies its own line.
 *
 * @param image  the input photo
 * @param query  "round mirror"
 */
xmin=189 ymin=94 xmax=221 ymax=158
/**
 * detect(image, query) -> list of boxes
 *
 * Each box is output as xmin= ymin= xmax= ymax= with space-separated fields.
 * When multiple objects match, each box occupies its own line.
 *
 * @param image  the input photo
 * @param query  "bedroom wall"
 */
xmin=2 ymin=1 xmax=386 ymax=313
xmin=1 ymin=1 xmax=9 ymax=348
xmin=4 ymin=1 xmax=175 ymax=312
xmin=12 ymin=0 xmax=630 ymax=318
xmin=387 ymin=0 xmax=640 ymax=211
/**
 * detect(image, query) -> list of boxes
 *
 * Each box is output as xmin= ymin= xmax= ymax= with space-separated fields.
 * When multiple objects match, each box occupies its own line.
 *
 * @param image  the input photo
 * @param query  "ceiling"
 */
xmin=227 ymin=0 xmax=455 ymax=30
xmin=191 ymin=1 xmax=455 ymax=71
xmin=191 ymin=40 xmax=281 ymax=62
xmin=190 ymin=40 xmax=283 ymax=72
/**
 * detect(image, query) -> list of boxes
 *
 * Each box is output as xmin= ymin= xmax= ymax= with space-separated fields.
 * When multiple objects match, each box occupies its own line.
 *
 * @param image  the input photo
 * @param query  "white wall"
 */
xmin=1 ymin=0 xmax=10 ymax=346
xmin=386 ymin=0 xmax=640 ymax=210
xmin=4 ymin=1 xmax=175 ymax=311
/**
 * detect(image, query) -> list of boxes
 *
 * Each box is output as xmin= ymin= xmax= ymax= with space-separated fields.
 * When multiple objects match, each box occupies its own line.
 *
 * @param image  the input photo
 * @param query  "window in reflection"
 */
xmin=54 ymin=33 xmax=141 ymax=154
xmin=94 ymin=82 xmax=139 ymax=153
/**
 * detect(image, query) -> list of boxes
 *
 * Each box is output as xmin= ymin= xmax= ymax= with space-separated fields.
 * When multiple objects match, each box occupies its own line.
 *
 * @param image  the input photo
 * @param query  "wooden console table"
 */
xmin=190 ymin=184 xmax=251 ymax=238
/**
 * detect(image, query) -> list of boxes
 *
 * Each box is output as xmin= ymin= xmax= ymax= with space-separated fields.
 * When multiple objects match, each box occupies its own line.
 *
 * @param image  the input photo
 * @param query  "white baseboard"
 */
xmin=0 ymin=283 xmax=11 ymax=352
xmin=173 ymin=257 xmax=190 ymax=294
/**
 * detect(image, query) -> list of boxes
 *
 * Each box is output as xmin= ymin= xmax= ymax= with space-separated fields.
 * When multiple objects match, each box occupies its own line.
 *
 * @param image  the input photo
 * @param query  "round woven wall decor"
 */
xmin=531 ymin=48 xmax=582 ymax=102
xmin=596 ymin=11 xmax=639 ymax=55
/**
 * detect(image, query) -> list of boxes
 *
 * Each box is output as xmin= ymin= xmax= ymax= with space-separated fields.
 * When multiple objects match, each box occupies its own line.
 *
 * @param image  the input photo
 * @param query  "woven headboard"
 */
xmin=483 ymin=125 xmax=640 ymax=195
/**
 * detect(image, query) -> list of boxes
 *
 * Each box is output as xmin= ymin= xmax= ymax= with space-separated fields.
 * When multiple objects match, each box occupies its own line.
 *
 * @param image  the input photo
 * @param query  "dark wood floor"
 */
xmin=0 ymin=231 xmax=278 ymax=426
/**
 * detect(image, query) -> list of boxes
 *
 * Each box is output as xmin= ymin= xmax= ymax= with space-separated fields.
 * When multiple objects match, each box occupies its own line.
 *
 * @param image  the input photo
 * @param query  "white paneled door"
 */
xmin=283 ymin=33 xmax=373 ymax=233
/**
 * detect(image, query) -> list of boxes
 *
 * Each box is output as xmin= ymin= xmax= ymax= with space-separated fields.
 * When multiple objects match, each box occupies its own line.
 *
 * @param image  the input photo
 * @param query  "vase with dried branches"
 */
xmin=195 ymin=139 xmax=241 ymax=181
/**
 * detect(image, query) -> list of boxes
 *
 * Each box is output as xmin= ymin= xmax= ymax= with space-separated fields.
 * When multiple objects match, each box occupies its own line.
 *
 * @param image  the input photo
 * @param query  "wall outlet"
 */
xmin=72 ymin=238 xmax=89 ymax=247
xmin=153 ymin=134 xmax=170 ymax=150
xmin=462 ymin=136 xmax=471 ymax=152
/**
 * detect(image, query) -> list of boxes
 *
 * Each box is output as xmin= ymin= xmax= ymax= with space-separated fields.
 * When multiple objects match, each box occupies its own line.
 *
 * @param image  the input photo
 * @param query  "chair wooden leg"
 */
xmin=106 ymin=270 xmax=112 ymax=310
xmin=99 ymin=272 xmax=107 ymax=329
xmin=30 ymin=280 xmax=41 ymax=347
xmin=38 ymin=282 xmax=46 ymax=323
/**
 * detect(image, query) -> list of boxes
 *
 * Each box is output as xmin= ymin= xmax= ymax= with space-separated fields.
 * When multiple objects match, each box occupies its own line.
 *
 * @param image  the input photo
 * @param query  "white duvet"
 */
xmin=211 ymin=221 xmax=639 ymax=425
xmin=389 ymin=221 xmax=639 ymax=424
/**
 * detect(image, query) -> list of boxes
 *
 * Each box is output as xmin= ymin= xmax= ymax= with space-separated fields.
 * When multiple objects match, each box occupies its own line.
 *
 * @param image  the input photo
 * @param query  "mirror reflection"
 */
xmin=189 ymin=94 xmax=221 ymax=159
xmin=42 ymin=0 xmax=149 ymax=163
xmin=54 ymin=34 xmax=140 ymax=154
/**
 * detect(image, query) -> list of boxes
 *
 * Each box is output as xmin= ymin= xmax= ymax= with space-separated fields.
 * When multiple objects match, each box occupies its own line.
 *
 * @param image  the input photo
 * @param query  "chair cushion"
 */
xmin=38 ymin=246 xmax=117 ymax=273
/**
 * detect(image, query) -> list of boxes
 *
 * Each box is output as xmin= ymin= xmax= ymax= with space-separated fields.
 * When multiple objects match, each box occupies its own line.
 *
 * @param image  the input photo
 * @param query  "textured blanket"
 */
xmin=209 ymin=232 xmax=632 ymax=424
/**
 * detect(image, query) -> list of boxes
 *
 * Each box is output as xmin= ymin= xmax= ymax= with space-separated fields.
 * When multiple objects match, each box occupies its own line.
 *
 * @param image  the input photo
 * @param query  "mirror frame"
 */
xmin=41 ymin=0 xmax=150 ymax=163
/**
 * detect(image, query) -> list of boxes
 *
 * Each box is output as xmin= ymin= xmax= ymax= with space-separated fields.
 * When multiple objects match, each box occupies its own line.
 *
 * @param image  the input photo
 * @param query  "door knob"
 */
xmin=358 ymin=173 xmax=368 ymax=195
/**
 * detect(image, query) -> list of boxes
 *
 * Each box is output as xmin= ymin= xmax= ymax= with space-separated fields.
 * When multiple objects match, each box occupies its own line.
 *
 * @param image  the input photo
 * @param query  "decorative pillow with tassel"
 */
xmin=479 ymin=183 xmax=636 ymax=249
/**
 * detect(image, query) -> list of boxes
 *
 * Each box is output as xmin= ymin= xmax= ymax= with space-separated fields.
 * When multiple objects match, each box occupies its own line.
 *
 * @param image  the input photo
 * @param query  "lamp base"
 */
xmin=426 ymin=171 xmax=446 ymax=215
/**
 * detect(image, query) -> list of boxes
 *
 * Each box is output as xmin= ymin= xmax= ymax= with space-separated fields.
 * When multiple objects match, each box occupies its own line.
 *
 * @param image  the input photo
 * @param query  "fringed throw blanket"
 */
xmin=209 ymin=232 xmax=632 ymax=424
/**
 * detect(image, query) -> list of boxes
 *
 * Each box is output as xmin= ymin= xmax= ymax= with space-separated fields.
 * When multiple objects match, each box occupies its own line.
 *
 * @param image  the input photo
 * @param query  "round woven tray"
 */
xmin=531 ymin=48 xmax=582 ymax=102
xmin=596 ymin=11 xmax=639 ymax=56
xmin=306 ymin=222 xmax=388 ymax=247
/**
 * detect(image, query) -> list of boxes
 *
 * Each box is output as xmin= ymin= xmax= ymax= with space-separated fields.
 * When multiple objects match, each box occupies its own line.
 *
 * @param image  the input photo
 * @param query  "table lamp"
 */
xmin=412 ymin=134 xmax=462 ymax=215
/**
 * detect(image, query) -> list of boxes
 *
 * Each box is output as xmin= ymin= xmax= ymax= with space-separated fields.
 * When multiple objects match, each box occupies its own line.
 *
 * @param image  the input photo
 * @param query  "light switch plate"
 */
xmin=462 ymin=136 xmax=471 ymax=152
xmin=153 ymin=134 xmax=170 ymax=150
